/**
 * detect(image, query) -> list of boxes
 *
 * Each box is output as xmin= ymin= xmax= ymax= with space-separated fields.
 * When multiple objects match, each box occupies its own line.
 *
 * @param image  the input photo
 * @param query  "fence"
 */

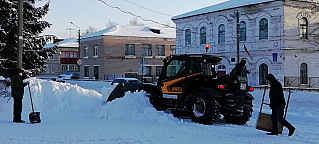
xmin=284 ymin=76 xmax=319 ymax=89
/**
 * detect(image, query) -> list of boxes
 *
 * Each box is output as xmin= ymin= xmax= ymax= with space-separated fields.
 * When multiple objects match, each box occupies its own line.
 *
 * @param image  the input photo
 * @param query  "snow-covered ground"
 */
xmin=0 ymin=78 xmax=318 ymax=144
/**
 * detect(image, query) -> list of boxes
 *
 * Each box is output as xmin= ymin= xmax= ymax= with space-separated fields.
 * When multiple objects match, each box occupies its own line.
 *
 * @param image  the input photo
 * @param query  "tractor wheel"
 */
xmin=190 ymin=91 xmax=220 ymax=125
xmin=223 ymin=95 xmax=253 ymax=125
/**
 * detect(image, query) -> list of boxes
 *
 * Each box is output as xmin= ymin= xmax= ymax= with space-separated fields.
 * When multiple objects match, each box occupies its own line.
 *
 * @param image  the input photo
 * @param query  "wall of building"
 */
xmin=173 ymin=1 xmax=285 ymax=86
xmin=80 ymin=35 xmax=175 ymax=81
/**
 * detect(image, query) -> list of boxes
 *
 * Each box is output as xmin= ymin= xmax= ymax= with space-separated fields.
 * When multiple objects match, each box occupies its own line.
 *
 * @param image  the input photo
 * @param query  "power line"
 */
xmin=98 ymin=0 xmax=173 ymax=28
xmin=97 ymin=0 xmax=319 ymax=45
xmin=123 ymin=0 xmax=172 ymax=17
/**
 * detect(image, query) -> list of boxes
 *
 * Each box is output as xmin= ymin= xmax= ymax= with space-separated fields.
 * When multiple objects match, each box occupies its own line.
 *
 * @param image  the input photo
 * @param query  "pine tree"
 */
xmin=0 ymin=0 xmax=55 ymax=77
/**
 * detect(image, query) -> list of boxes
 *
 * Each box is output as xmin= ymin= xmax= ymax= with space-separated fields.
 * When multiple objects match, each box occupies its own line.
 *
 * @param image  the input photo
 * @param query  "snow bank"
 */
xmin=0 ymin=78 xmax=103 ymax=113
xmin=97 ymin=87 xmax=181 ymax=124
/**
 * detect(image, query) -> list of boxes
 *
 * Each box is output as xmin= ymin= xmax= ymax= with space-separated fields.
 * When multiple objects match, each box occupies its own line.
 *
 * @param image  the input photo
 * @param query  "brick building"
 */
xmin=79 ymin=25 xmax=176 ymax=81
xmin=43 ymin=38 xmax=79 ymax=78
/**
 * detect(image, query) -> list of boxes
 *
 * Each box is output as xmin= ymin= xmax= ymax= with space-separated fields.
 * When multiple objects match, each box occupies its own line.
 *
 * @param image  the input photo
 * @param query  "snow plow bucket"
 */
xmin=107 ymin=83 xmax=144 ymax=102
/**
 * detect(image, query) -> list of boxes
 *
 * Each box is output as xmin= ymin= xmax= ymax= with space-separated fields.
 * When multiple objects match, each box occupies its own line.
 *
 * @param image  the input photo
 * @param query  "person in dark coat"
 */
xmin=265 ymin=74 xmax=295 ymax=136
xmin=11 ymin=68 xmax=28 ymax=123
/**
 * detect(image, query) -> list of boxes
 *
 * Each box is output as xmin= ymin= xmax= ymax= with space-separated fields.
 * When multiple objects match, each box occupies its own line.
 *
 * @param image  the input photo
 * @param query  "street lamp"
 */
xmin=70 ymin=22 xmax=81 ymax=79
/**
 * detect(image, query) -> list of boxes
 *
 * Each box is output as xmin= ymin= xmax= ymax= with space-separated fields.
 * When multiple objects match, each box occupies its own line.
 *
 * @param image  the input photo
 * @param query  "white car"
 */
xmin=57 ymin=74 xmax=73 ymax=82
xmin=111 ymin=78 xmax=142 ymax=85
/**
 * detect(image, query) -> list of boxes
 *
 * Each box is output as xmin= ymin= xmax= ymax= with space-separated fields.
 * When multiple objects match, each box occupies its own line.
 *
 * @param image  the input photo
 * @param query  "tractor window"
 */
xmin=201 ymin=62 xmax=217 ymax=77
xmin=166 ymin=60 xmax=185 ymax=77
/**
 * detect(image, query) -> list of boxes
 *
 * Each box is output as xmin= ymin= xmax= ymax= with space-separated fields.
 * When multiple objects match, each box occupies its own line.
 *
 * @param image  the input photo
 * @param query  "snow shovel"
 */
xmin=256 ymin=86 xmax=291 ymax=134
xmin=28 ymin=83 xmax=41 ymax=124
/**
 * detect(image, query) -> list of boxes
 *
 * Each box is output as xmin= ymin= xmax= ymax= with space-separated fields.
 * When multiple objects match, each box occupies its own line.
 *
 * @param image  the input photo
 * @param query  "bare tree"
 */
xmin=82 ymin=26 xmax=98 ymax=35
xmin=106 ymin=19 xmax=118 ymax=27
xmin=128 ymin=17 xmax=144 ymax=26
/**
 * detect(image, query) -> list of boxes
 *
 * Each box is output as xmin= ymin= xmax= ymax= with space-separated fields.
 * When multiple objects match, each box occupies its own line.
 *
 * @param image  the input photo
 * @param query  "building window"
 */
xmin=61 ymin=65 xmax=68 ymax=72
xmin=84 ymin=66 xmax=89 ymax=77
xmin=156 ymin=45 xmax=165 ymax=56
xmin=125 ymin=44 xmax=135 ymax=55
xmin=200 ymin=27 xmax=206 ymax=44
xmin=94 ymin=66 xmax=99 ymax=79
xmin=259 ymin=63 xmax=268 ymax=85
xmin=145 ymin=66 xmax=152 ymax=76
xmin=300 ymin=63 xmax=308 ymax=84
xmin=93 ymin=45 xmax=98 ymax=57
xmin=156 ymin=66 xmax=163 ymax=76
xmin=239 ymin=21 xmax=246 ymax=41
xmin=61 ymin=51 xmax=78 ymax=58
xmin=218 ymin=65 xmax=226 ymax=70
xmin=259 ymin=18 xmax=268 ymax=40
xmin=84 ymin=46 xmax=88 ymax=58
xmin=299 ymin=17 xmax=308 ymax=39
xmin=218 ymin=24 xmax=225 ymax=44
xmin=170 ymin=45 xmax=176 ymax=55
xmin=69 ymin=65 xmax=75 ymax=71
xmin=185 ymin=29 xmax=191 ymax=46
xmin=143 ymin=44 xmax=152 ymax=56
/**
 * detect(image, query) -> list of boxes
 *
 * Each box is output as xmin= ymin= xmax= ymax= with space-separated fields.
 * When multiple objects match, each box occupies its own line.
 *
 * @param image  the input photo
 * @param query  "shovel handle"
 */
xmin=28 ymin=83 xmax=35 ymax=113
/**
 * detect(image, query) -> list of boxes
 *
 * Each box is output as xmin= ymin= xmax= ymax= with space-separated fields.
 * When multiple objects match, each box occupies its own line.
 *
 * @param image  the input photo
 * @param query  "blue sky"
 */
xmin=36 ymin=0 xmax=227 ymax=38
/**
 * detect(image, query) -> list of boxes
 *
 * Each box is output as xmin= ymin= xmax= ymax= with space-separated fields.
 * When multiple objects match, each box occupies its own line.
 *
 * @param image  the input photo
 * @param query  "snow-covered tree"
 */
xmin=0 ymin=0 xmax=55 ymax=77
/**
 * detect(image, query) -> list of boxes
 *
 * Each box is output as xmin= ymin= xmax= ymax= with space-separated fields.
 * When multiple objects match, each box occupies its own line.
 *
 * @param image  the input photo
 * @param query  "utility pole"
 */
xmin=236 ymin=10 xmax=240 ymax=64
xmin=70 ymin=22 xmax=81 ymax=79
xmin=17 ymin=0 xmax=23 ymax=69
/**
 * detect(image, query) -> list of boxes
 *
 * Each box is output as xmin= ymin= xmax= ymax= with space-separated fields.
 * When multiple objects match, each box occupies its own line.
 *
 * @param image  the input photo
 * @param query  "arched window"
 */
xmin=300 ymin=63 xmax=308 ymax=84
xmin=259 ymin=63 xmax=268 ymax=85
xmin=218 ymin=64 xmax=226 ymax=70
xmin=200 ymin=27 xmax=206 ymax=44
xmin=259 ymin=18 xmax=268 ymax=40
xmin=239 ymin=21 xmax=246 ymax=41
xmin=185 ymin=29 xmax=191 ymax=46
xmin=299 ymin=17 xmax=308 ymax=39
xmin=218 ymin=24 xmax=225 ymax=44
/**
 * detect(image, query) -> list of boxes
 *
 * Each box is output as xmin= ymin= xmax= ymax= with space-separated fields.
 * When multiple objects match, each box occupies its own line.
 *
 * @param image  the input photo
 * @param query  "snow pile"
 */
xmin=98 ymin=87 xmax=180 ymax=124
xmin=8 ymin=78 xmax=103 ymax=113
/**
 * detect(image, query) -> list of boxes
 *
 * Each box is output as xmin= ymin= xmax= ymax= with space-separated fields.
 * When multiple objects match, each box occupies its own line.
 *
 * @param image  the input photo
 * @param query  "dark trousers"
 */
xmin=13 ymin=98 xmax=23 ymax=121
xmin=271 ymin=106 xmax=294 ymax=133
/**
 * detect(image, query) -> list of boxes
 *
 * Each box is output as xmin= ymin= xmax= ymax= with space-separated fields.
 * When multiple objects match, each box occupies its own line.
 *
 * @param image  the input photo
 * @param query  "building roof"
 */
xmin=81 ymin=25 xmax=176 ymax=39
xmin=172 ymin=0 xmax=276 ymax=20
xmin=44 ymin=38 xmax=78 ymax=49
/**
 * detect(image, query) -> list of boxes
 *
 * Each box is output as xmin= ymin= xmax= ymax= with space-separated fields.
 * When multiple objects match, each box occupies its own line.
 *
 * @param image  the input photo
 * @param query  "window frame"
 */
xmin=84 ymin=46 xmax=89 ymax=58
xmin=200 ymin=27 xmax=207 ymax=45
xmin=142 ymin=44 xmax=152 ymax=56
xmin=239 ymin=21 xmax=246 ymax=41
xmin=156 ymin=45 xmax=165 ymax=56
xmin=170 ymin=45 xmax=176 ymax=55
xmin=93 ymin=45 xmax=98 ymax=57
xmin=300 ymin=63 xmax=308 ymax=84
xmin=185 ymin=29 xmax=191 ymax=46
xmin=299 ymin=17 xmax=308 ymax=39
xmin=218 ymin=24 xmax=225 ymax=44
xmin=259 ymin=18 xmax=268 ymax=40
xmin=259 ymin=63 xmax=268 ymax=85
xmin=125 ymin=44 xmax=135 ymax=56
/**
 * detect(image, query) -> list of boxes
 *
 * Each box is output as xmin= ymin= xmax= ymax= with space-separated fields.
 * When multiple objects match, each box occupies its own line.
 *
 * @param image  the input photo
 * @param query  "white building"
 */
xmin=172 ymin=0 xmax=319 ymax=88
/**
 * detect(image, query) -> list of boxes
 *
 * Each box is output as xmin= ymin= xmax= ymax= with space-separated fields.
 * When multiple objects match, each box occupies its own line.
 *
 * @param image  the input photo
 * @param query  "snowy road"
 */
xmin=0 ymin=78 xmax=318 ymax=144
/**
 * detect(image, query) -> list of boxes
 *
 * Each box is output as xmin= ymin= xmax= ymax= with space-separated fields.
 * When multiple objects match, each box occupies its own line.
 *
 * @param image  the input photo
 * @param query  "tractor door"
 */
xmin=158 ymin=59 xmax=190 ymax=99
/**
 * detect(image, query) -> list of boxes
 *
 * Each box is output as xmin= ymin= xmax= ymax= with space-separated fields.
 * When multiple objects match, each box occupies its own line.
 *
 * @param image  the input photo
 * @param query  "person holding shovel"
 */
xmin=265 ymin=74 xmax=295 ymax=136
xmin=11 ymin=68 xmax=28 ymax=123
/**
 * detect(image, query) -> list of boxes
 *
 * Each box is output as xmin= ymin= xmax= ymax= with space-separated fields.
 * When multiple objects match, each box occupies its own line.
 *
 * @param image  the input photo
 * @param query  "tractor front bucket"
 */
xmin=107 ymin=83 xmax=144 ymax=102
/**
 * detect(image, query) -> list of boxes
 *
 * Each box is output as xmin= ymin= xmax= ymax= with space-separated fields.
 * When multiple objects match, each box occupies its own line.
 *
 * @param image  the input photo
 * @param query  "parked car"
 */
xmin=111 ymin=78 xmax=142 ymax=85
xmin=56 ymin=74 xmax=73 ymax=82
